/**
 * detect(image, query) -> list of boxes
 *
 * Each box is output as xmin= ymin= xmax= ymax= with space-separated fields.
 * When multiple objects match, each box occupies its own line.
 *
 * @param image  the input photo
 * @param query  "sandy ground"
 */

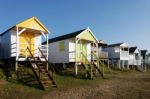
xmin=43 ymin=73 xmax=150 ymax=99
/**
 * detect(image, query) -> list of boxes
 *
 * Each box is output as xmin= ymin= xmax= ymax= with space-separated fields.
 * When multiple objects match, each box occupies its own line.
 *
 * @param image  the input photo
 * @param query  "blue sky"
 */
xmin=0 ymin=0 xmax=150 ymax=50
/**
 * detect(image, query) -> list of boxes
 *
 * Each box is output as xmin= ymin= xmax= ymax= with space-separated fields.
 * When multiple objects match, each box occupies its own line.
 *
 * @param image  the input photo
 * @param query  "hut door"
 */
xmin=82 ymin=42 xmax=87 ymax=64
xmin=19 ymin=32 xmax=35 ymax=57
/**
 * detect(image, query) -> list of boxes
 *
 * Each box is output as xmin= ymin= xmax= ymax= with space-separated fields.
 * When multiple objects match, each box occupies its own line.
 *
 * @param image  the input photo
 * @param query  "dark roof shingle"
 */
xmin=108 ymin=43 xmax=123 ymax=47
xmin=43 ymin=28 xmax=86 ymax=44
xmin=129 ymin=47 xmax=137 ymax=53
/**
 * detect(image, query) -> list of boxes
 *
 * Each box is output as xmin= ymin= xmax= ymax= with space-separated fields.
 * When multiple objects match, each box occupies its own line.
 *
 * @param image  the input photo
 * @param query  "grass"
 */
xmin=0 ymin=66 xmax=149 ymax=99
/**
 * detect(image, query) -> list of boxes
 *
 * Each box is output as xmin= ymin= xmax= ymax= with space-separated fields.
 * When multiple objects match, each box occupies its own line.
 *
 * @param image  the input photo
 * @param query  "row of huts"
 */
xmin=44 ymin=29 xmax=150 ymax=71
xmin=0 ymin=17 xmax=149 ymax=89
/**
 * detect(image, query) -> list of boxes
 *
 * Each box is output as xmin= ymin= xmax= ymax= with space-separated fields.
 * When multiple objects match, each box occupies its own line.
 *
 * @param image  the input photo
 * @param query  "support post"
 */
xmin=46 ymin=34 xmax=49 ymax=61
xmin=144 ymin=65 xmax=147 ymax=72
xmin=16 ymin=26 xmax=19 ymax=60
xmin=16 ymin=26 xmax=19 ymax=71
xmin=102 ymin=60 xmax=105 ymax=75
xmin=118 ymin=60 xmax=121 ymax=69
xmin=15 ymin=62 xmax=18 ymax=71
xmin=75 ymin=63 xmax=78 ymax=76
xmin=112 ymin=59 xmax=114 ymax=67
xmin=75 ymin=38 xmax=78 ymax=76
xmin=127 ymin=60 xmax=129 ymax=70
xmin=46 ymin=63 xmax=48 ymax=71
xmin=108 ymin=59 xmax=110 ymax=69
xmin=80 ymin=39 xmax=82 ymax=62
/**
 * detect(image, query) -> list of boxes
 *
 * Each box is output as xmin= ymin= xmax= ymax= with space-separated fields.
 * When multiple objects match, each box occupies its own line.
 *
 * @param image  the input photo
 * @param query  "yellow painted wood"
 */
xmin=19 ymin=32 xmax=35 ymax=57
xmin=76 ymin=41 xmax=87 ymax=63
xmin=77 ymin=30 xmax=97 ymax=42
xmin=82 ymin=41 xmax=87 ymax=64
xmin=76 ymin=42 xmax=81 ymax=62
xmin=16 ymin=17 xmax=49 ymax=33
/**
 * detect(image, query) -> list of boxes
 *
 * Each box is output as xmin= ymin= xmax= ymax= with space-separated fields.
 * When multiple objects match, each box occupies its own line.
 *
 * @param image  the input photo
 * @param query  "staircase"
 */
xmin=81 ymin=52 xmax=104 ymax=79
xmin=81 ymin=63 xmax=92 ymax=79
xmin=91 ymin=52 xmax=104 ymax=77
xmin=92 ymin=62 xmax=104 ymax=77
xmin=24 ymin=47 xmax=57 ymax=90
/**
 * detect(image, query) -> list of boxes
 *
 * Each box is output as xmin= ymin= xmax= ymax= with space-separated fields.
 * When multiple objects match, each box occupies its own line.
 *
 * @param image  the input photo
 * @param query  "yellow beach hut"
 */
xmin=0 ymin=17 xmax=57 ymax=89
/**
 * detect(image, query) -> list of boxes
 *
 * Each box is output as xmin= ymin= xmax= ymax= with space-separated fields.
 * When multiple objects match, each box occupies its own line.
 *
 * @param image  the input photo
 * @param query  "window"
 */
xmin=59 ymin=41 xmax=65 ymax=51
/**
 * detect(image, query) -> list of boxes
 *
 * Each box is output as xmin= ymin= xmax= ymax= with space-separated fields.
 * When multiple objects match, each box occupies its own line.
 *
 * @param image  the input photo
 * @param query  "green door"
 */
xmin=82 ymin=42 xmax=87 ymax=64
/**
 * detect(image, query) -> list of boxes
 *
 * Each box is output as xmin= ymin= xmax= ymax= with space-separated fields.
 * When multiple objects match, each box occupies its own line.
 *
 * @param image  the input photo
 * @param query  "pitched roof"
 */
xmin=43 ymin=28 xmax=86 ymax=44
xmin=108 ymin=43 xmax=123 ymax=47
xmin=0 ymin=17 xmax=49 ymax=36
xmin=16 ymin=17 xmax=49 ymax=33
xmin=140 ymin=50 xmax=147 ymax=55
xmin=129 ymin=47 xmax=137 ymax=53
xmin=98 ymin=40 xmax=108 ymax=47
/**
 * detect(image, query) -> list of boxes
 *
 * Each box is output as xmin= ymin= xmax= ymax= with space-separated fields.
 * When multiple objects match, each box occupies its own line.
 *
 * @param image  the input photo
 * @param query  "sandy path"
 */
xmin=43 ymin=73 xmax=150 ymax=99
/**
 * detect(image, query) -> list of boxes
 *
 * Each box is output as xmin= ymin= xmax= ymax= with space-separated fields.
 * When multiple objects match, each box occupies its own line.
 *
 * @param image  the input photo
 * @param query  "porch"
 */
xmin=10 ymin=26 xmax=49 ymax=62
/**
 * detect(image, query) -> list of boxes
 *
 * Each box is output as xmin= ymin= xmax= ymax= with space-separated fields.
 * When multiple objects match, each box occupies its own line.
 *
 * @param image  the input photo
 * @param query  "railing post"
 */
xmin=16 ymin=26 xmax=19 ymax=71
xmin=46 ymin=33 xmax=49 ymax=61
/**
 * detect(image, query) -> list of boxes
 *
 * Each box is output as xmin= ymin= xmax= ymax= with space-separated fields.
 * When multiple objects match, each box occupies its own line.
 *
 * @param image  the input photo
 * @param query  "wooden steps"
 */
xmin=27 ymin=57 xmax=57 ymax=89
xmin=92 ymin=63 xmax=104 ymax=77
xmin=81 ymin=63 xmax=92 ymax=78
xmin=16 ymin=47 xmax=57 ymax=90
xmin=80 ymin=52 xmax=104 ymax=79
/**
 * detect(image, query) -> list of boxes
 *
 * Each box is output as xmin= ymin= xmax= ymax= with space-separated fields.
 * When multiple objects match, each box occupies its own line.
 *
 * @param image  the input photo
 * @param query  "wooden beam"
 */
xmin=46 ymin=33 xmax=49 ymax=60
xmin=16 ymin=26 xmax=19 ymax=60
xmin=18 ymin=28 xmax=26 ymax=35
xmin=41 ymin=31 xmax=46 ymax=39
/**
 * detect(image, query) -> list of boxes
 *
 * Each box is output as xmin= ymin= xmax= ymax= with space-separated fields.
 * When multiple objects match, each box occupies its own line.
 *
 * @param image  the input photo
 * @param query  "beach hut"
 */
xmin=43 ymin=28 xmax=104 ymax=78
xmin=0 ymin=17 xmax=57 ymax=89
xmin=103 ymin=43 xmax=129 ymax=69
xmin=128 ymin=47 xmax=142 ymax=70
xmin=140 ymin=50 xmax=150 ymax=71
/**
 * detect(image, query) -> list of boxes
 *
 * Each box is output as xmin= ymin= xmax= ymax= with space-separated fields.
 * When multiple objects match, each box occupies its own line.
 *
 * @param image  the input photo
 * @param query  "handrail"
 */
xmin=38 ymin=47 xmax=48 ymax=61
xmin=26 ymin=47 xmax=42 ymax=73
xmin=81 ymin=52 xmax=92 ymax=65
xmin=91 ymin=52 xmax=105 ymax=76
xmin=38 ymin=47 xmax=55 ymax=73
xmin=81 ymin=52 xmax=93 ymax=79
xmin=92 ymin=52 xmax=103 ymax=64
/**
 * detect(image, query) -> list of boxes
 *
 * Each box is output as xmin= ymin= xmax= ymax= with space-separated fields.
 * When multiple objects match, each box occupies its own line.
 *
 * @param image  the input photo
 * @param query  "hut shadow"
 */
xmin=0 ymin=59 xmax=43 ymax=90
xmin=53 ymin=63 xmax=92 ymax=79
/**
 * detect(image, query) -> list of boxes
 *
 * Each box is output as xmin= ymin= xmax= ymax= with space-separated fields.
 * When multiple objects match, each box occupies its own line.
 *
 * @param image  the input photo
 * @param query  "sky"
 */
xmin=0 ymin=0 xmax=150 ymax=50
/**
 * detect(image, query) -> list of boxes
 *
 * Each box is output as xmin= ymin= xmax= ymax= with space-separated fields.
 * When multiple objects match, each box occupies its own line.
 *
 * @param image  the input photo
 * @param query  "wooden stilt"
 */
xmin=75 ymin=63 xmax=78 ymax=76
xmin=15 ymin=61 xmax=18 ymax=71
xmin=112 ymin=59 xmax=114 ymax=67
xmin=118 ymin=60 xmax=121 ymax=69
xmin=108 ymin=59 xmax=110 ymax=69
xmin=127 ymin=60 xmax=129 ymax=70
xmin=102 ymin=60 xmax=104 ymax=75
xmin=46 ymin=62 xmax=49 ymax=71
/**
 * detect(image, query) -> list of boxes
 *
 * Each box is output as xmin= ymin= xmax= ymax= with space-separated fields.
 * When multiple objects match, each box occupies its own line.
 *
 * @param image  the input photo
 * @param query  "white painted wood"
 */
xmin=87 ymin=43 xmax=91 ymax=62
xmin=34 ymin=34 xmax=41 ymax=57
xmin=69 ymin=39 xmax=75 ymax=62
xmin=41 ymin=31 xmax=46 ymax=39
xmin=104 ymin=43 xmax=129 ymax=60
xmin=11 ymin=30 xmax=17 ymax=57
xmin=46 ymin=34 xmax=48 ymax=60
xmin=48 ymin=39 xmax=69 ymax=63
xmin=129 ymin=48 xmax=142 ymax=66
